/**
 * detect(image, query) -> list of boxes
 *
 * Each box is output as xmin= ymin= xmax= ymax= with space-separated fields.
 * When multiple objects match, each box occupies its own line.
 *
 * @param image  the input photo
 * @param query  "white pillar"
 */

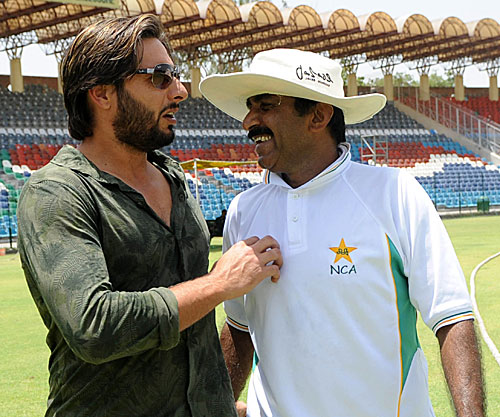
xmin=419 ymin=73 xmax=430 ymax=101
xmin=454 ymin=74 xmax=465 ymax=101
xmin=383 ymin=74 xmax=393 ymax=101
xmin=489 ymin=75 xmax=498 ymax=101
xmin=190 ymin=67 xmax=202 ymax=98
xmin=57 ymin=61 xmax=63 ymax=94
xmin=10 ymin=58 xmax=24 ymax=92
xmin=347 ymin=73 xmax=358 ymax=97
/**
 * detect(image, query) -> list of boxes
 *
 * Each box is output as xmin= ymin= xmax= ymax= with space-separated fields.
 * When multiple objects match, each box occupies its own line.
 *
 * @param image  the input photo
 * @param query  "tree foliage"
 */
xmin=175 ymin=47 xmax=252 ymax=80
xmin=428 ymin=70 xmax=455 ymax=87
xmin=359 ymin=72 xmax=418 ymax=87
xmin=353 ymin=70 xmax=455 ymax=87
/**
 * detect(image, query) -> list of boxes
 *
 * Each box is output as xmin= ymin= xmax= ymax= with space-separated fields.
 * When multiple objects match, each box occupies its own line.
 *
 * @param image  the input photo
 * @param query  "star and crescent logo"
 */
xmin=329 ymin=238 xmax=357 ymax=263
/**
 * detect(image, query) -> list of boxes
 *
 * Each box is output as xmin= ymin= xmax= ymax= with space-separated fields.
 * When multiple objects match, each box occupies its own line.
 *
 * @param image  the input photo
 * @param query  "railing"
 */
xmin=420 ymin=170 xmax=499 ymax=214
xmin=359 ymin=134 xmax=389 ymax=165
xmin=397 ymin=92 xmax=500 ymax=156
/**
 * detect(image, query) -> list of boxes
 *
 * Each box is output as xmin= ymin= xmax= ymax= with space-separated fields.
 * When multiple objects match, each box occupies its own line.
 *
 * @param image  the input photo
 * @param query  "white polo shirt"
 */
xmin=223 ymin=143 xmax=473 ymax=417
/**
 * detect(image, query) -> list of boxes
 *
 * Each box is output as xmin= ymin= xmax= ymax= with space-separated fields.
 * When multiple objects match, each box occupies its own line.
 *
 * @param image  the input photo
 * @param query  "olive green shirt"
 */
xmin=17 ymin=145 xmax=237 ymax=417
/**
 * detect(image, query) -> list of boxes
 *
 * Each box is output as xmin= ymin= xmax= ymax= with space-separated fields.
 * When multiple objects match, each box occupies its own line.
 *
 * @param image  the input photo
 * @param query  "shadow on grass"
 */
xmin=210 ymin=242 xmax=222 ymax=252
xmin=210 ymin=237 xmax=223 ymax=253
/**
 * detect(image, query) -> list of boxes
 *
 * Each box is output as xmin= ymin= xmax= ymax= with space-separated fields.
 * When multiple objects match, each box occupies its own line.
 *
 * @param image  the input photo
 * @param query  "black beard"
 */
xmin=112 ymin=88 xmax=176 ymax=153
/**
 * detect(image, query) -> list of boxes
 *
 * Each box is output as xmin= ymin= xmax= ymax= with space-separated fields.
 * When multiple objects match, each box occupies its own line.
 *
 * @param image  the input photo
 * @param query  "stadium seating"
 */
xmin=0 ymin=84 xmax=67 ymax=129
xmin=448 ymin=97 xmax=500 ymax=125
xmin=175 ymin=97 xmax=242 ymax=129
xmin=184 ymin=167 xmax=263 ymax=220
xmin=0 ymin=86 xmax=499 ymax=231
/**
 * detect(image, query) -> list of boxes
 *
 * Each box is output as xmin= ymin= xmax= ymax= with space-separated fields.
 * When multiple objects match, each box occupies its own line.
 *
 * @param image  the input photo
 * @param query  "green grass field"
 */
xmin=1 ymin=215 xmax=499 ymax=416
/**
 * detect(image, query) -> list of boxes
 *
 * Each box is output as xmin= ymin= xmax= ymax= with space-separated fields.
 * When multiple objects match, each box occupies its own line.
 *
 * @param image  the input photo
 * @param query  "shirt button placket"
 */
xmin=288 ymin=192 xmax=301 ymax=244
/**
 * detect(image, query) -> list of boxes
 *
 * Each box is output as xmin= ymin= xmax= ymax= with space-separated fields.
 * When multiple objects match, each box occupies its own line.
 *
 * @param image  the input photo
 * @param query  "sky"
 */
xmin=1 ymin=0 xmax=499 ymax=87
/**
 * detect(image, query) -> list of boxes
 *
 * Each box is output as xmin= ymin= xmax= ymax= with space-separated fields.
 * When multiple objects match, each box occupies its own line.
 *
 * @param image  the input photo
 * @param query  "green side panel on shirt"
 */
xmin=387 ymin=235 xmax=420 ymax=388
xmin=253 ymin=352 xmax=259 ymax=370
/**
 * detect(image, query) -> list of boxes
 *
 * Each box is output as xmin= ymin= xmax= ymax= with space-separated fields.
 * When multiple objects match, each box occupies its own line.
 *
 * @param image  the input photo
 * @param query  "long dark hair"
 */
xmin=62 ymin=14 xmax=172 ymax=141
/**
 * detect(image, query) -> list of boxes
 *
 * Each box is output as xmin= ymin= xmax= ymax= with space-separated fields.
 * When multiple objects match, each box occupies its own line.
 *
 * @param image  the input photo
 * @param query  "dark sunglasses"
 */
xmin=136 ymin=63 xmax=180 ymax=89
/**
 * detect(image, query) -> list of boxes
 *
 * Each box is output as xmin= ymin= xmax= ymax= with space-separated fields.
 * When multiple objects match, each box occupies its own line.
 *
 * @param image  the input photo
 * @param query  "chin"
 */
xmin=258 ymin=163 xmax=276 ymax=172
xmin=257 ymin=156 xmax=275 ymax=170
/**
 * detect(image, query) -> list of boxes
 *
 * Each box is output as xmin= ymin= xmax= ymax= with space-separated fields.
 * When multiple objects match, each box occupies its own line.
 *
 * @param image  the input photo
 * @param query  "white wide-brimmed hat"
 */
xmin=199 ymin=48 xmax=387 ymax=125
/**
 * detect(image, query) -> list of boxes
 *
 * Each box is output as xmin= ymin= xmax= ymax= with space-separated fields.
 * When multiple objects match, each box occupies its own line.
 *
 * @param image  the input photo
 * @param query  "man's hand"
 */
xmin=211 ymin=235 xmax=282 ymax=300
xmin=171 ymin=235 xmax=282 ymax=331
xmin=235 ymin=401 xmax=247 ymax=417
xmin=437 ymin=320 xmax=485 ymax=417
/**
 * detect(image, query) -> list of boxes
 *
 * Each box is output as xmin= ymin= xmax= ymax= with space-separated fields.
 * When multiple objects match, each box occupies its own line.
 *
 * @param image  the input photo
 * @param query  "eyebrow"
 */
xmin=246 ymin=94 xmax=273 ymax=109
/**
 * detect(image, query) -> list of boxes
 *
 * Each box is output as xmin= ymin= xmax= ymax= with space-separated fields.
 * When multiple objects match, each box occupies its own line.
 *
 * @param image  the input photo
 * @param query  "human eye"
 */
xmin=259 ymin=101 xmax=274 ymax=112
xmin=258 ymin=95 xmax=281 ymax=112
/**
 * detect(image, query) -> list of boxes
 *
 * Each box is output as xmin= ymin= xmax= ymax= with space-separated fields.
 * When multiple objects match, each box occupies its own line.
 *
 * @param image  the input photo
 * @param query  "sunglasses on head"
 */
xmin=136 ymin=63 xmax=180 ymax=89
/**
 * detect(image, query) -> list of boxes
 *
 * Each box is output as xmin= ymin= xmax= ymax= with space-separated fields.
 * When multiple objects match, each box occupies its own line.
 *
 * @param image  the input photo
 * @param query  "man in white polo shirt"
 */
xmin=200 ymin=49 xmax=485 ymax=417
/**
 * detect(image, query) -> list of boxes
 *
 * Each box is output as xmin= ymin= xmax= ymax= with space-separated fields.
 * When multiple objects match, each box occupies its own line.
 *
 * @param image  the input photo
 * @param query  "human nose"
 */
xmin=167 ymin=77 xmax=188 ymax=103
xmin=242 ymin=108 xmax=259 ymax=131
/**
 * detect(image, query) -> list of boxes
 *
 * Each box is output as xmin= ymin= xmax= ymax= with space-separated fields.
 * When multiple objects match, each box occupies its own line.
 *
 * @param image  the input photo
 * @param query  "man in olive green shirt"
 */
xmin=17 ymin=15 xmax=282 ymax=417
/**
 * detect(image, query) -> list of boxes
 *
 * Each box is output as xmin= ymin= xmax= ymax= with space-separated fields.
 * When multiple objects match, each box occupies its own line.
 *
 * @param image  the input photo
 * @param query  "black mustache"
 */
xmin=248 ymin=126 xmax=273 ymax=140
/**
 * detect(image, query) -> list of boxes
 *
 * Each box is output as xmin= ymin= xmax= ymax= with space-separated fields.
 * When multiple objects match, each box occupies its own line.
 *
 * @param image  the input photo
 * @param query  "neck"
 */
xmin=282 ymin=144 xmax=340 ymax=188
xmin=78 ymin=133 xmax=151 ymax=185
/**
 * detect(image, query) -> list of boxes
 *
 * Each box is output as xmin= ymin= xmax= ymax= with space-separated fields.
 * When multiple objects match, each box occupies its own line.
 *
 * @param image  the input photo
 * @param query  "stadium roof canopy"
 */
xmin=1 ymin=0 xmax=500 ymax=67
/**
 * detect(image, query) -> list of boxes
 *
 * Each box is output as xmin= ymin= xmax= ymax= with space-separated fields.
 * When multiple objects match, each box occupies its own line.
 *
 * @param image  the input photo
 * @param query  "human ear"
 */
xmin=87 ymin=85 xmax=115 ymax=111
xmin=309 ymin=103 xmax=334 ymax=132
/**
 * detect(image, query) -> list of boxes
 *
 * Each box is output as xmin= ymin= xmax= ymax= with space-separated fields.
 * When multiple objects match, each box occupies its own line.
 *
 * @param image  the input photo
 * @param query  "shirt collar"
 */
xmin=50 ymin=145 xmax=185 ymax=190
xmin=262 ymin=142 xmax=352 ymax=190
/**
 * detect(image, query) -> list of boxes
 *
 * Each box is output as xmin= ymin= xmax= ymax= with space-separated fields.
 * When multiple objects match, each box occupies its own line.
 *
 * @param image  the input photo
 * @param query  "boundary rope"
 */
xmin=470 ymin=251 xmax=500 ymax=367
